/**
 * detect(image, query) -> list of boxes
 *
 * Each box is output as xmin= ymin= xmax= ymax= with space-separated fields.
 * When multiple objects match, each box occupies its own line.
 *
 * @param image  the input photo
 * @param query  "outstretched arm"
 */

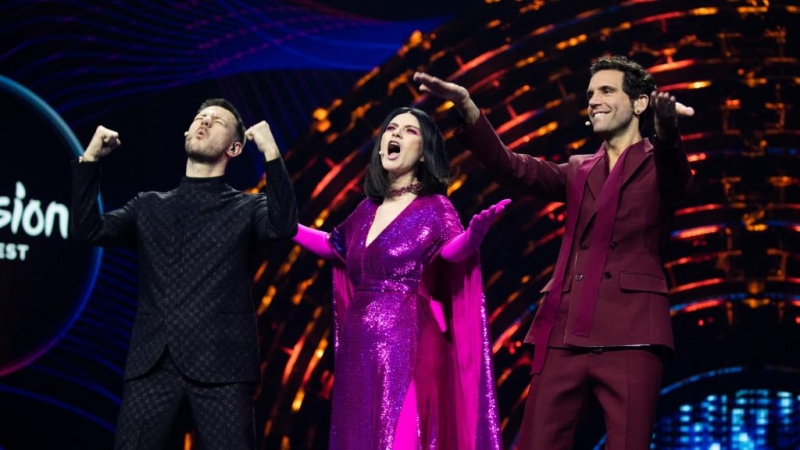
xmin=413 ymin=71 xmax=480 ymax=126
xmin=650 ymin=90 xmax=695 ymax=203
xmin=440 ymin=199 xmax=510 ymax=262
xmin=413 ymin=72 xmax=568 ymax=202
xmin=293 ymin=224 xmax=337 ymax=259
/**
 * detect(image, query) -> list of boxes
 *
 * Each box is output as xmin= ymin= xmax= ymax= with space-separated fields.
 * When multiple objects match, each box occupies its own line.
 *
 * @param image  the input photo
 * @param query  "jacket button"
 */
xmin=580 ymin=243 xmax=589 ymax=250
xmin=604 ymin=271 xmax=612 ymax=279
xmin=575 ymin=274 xmax=584 ymax=281
xmin=610 ymin=241 xmax=618 ymax=250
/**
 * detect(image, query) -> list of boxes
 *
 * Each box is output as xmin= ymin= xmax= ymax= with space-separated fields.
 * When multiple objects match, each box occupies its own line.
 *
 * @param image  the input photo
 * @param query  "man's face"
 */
xmin=586 ymin=70 xmax=638 ymax=138
xmin=185 ymin=106 xmax=239 ymax=163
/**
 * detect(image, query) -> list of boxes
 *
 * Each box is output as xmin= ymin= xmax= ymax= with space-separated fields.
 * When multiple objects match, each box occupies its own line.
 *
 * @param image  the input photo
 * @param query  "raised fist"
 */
xmin=83 ymin=126 xmax=121 ymax=162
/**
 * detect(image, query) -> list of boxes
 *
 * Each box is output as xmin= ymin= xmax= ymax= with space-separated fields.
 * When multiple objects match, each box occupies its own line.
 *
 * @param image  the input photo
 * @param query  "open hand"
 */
xmin=467 ymin=198 xmax=511 ymax=238
xmin=650 ymin=90 xmax=695 ymax=120
xmin=413 ymin=72 xmax=470 ymax=103
xmin=651 ymin=91 xmax=694 ymax=139
xmin=413 ymin=72 xmax=481 ymax=125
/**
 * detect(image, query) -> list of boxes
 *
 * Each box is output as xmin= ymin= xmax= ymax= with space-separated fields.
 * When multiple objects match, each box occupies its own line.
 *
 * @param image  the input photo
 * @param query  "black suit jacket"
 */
xmin=71 ymin=159 xmax=297 ymax=383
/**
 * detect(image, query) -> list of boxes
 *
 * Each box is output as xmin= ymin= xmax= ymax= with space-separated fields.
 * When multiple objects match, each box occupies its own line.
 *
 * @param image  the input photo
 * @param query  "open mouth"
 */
xmin=387 ymin=141 xmax=401 ymax=155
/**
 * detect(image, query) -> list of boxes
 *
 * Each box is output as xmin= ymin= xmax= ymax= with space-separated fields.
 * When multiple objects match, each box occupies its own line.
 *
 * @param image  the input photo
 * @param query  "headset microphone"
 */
xmin=585 ymin=121 xmax=591 ymax=126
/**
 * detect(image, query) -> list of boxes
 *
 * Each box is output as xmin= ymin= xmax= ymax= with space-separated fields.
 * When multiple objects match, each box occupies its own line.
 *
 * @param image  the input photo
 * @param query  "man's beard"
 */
xmin=185 ymin=143 xmax=225 ymax=164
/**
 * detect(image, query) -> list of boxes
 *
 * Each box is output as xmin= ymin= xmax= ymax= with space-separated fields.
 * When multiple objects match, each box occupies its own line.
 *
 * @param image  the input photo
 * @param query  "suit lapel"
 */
xmin=575 ymin=147 xmax=605 ymax=200
xmin=573 ymin=147 xmax=605 ymax=230
xmin=564 ymin=153 xmax=600 ymax=254
xmin=619 ymin=138 xmax=652 ymax=189
xmin=585 ymin=155 xmax=606 ymax=203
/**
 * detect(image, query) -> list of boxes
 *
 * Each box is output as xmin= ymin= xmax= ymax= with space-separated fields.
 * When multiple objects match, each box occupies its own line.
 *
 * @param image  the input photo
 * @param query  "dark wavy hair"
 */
xmin=363 ymin=107 xmax=452 ymax=202
xmin=590 ymin=55 xmax=656 ymax=131
xmin=198 ymin=98 xmax=246 ymax=144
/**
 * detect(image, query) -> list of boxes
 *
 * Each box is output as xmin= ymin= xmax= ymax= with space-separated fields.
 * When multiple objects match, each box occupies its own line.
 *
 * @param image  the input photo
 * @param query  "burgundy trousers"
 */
xmin=518 ymin=346 xmax=664 ymax=450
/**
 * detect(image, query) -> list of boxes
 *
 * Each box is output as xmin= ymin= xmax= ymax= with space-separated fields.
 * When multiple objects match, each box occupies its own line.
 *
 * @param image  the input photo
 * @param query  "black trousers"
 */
xmin=114 ymin=349 xmax=256 ymax=450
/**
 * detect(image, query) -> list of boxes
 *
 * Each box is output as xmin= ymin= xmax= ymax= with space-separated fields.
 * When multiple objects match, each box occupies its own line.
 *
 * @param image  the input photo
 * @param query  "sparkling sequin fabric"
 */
xmin=328 ymin=194 xmax=501 ymax=450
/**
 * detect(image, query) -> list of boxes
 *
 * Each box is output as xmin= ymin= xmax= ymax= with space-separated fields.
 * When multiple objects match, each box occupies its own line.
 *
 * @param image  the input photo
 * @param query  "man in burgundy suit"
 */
xmin=414 ymin=56 xmax=694 ymax=449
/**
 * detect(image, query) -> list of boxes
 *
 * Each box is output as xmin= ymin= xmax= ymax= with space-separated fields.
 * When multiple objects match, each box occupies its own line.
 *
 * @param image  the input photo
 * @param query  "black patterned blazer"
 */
xmin=71 ymin=159 xmax=297 ymax=383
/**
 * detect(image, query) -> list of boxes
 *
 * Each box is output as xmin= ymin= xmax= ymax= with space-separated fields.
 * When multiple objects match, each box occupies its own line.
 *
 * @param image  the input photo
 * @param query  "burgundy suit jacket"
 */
xmin=456 ymin=114 xmax=692 ymax=350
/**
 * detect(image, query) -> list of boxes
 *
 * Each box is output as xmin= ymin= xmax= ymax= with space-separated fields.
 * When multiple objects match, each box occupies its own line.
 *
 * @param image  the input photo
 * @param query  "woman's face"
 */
xmin=379 ymin=112 xmax=424 ymax=182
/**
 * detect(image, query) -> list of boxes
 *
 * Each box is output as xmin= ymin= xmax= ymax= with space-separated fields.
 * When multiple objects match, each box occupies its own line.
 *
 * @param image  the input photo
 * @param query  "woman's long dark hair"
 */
xmin=363 ymin=107 xmax=452 ymax=202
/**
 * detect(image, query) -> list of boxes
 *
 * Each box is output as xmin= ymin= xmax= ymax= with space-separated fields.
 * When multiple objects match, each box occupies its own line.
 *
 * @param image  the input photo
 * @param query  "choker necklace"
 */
xmin=387 ymin=181 xmax=422 ymax=197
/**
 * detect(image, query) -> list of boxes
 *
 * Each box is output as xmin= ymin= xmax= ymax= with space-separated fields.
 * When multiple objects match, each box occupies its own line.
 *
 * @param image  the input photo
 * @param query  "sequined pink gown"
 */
xmin=327 ymin=194 xmax=501 ymax=450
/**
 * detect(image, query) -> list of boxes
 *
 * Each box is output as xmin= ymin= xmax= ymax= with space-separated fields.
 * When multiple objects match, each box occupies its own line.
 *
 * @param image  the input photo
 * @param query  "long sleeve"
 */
xmin=293 ymin=224 xmax=336 ymax=259
xmin=652 ymin=134 xmax=693 ymax=205
xmin=440 ymin=230 xmax=481 ymax=263
xmin=253 ymin=158 xmax=298 ymax=243
xmin=70 ymin=160 xmax=138 ymax=247
xmin=455 ymin=113 xmax=569 ymax=203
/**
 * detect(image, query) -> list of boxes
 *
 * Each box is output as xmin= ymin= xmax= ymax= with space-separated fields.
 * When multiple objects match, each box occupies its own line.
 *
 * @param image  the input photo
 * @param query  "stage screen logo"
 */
xmin=0 ymin=75 xmax=102 ymax=375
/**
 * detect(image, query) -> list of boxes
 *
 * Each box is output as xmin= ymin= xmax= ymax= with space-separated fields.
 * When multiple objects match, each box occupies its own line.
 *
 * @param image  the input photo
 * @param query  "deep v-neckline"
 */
xmin=364 ymin=196 xmax=419 ymax=248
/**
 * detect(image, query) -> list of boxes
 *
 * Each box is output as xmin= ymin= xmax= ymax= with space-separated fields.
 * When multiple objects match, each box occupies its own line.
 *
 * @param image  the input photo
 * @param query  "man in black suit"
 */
xmin=71 ymin=98 xmax=298 ymax=449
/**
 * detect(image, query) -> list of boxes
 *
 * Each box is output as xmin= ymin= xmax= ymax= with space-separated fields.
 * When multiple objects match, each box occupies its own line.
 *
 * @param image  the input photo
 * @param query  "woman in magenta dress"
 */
xmin=293 ymin=107 xmax=505 ymax=449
